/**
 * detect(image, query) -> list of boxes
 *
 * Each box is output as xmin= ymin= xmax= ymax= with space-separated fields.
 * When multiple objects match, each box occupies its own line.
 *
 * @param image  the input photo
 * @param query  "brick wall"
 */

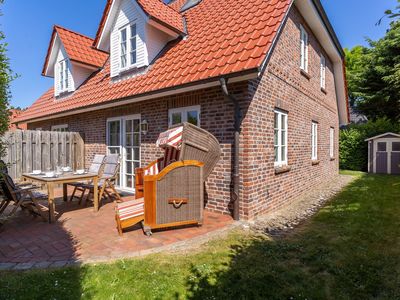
xmin=28 ymin=83 xmax=249 ymax=216
xmin=240 ymin=6 xmax=340 ymax=219
xmin=28 ymin=6 xmax=342 ymax=220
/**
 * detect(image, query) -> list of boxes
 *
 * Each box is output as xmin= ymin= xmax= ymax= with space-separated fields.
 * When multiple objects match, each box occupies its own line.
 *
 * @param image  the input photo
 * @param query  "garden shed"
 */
xmin=366 ymin=132 xmax=400 ymax=175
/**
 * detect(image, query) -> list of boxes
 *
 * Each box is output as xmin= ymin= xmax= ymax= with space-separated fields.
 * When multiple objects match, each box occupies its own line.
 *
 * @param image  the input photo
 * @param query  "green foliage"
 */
xmin=0 ymin=0 xmax=14 ymax=158
xmin=340 ymin=118 xmax=400 ymax=171
xmin=344 ymin=46 xmax=368 ymax=107
xmin=1 ymin=174 xmax=400 ymax=299
xmin=345 ymin=21 xmax=400 ymax=121
xmin=380 ymin=0 xmax=400 ymax=23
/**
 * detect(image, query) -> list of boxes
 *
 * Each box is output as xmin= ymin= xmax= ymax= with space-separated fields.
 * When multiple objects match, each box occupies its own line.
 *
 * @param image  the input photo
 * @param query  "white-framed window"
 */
xmin=300 ymin=25 xmax=308 ymax=72
xmin=120 ymin=23 xmax=137 ymax=70
xmin=320 ymin=55 xmax=326 ymax=89
xmin=59 ymin=59 xmax=69 ymax=92
xmin=51 ymin=124 xmax=69 ymax=132
xmin=311 ymin=121 xmax=318 ymax=160
xmin=168 ymin=105 xmax=200 ymax=127
xmin=329 ymin=127 xmax=334 ymax=158
xmin=274 ymin=109 xmax=288 ymax=167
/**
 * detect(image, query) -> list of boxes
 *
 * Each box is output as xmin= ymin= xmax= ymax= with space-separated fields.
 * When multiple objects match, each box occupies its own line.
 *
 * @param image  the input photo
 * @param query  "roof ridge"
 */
xmin=54 ymin=25 xmax=95 ymax=42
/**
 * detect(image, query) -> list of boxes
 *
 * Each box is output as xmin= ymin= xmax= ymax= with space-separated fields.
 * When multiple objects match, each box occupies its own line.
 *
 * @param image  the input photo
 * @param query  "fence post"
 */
xmin=0 ymin=130 xmax=85 ymax=180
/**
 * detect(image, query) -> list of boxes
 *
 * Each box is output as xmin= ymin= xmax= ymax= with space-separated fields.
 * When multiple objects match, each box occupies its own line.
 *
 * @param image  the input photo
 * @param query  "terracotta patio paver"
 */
xmin=0 ymin=188 xmax=234 ymax=270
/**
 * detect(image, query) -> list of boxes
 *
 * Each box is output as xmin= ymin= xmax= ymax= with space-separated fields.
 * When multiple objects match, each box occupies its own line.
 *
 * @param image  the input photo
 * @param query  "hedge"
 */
xmin=339 ymin=118 xmax=400 ymax=171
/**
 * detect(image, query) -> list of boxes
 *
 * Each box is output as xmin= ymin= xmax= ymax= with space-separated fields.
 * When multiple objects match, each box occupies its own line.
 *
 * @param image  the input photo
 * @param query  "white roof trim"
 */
xmin=21 ymin=72 xmax=258 ymax=124
xmin=295 ymin=0 xmax=348 ymax=125
xmin=365 ymin=132 xmax=400 ymax=141
xmin=44 ymin=33 xmax=62 ymax=77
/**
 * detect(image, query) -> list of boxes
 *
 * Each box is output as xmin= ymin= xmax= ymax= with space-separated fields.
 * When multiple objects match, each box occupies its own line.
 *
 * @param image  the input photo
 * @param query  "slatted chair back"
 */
xmin=88 ymin=155 xmax=106 ymax=175
xmin=101 ymin=154 xmax=120 ymax=181
xmin=0 ymin=173 xmax=18 ymax=201
xmin=0 ymin=160 xmax=8 ymax=174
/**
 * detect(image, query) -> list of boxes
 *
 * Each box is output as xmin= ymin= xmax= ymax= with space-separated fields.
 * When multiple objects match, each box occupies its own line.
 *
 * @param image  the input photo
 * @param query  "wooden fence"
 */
xmin=1 ymin=130 xmax=85 ymax=180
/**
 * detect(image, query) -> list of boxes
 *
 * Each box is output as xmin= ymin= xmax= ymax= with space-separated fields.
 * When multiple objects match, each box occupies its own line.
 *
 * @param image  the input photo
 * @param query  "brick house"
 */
xmin=15 ymin=0 xmax=349 ymax=220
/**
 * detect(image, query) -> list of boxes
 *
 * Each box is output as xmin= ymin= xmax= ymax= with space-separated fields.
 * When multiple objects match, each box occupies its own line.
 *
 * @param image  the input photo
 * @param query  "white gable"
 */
xmin=99 ymin=0 xmax=178 ymax=78
xmin=54 ymin=44 xmax=74 ymax=97
xmin=110 ymin=0 xmax=147 ymax=77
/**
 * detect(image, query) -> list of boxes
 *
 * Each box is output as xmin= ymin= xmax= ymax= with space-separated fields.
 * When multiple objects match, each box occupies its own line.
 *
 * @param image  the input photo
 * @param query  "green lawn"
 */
xmin=1 ymin=173 xmax=399 ymax=299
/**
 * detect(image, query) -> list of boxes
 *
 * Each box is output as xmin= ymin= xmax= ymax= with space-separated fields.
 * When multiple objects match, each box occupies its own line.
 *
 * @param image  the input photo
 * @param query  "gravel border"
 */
xmin=247 ymin=174 xmax=355 ymax=236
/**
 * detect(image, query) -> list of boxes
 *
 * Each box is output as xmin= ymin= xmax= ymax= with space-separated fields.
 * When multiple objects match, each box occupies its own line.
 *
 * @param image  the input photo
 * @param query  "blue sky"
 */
xmin=1 ymin=0 xmax=397 ymax=108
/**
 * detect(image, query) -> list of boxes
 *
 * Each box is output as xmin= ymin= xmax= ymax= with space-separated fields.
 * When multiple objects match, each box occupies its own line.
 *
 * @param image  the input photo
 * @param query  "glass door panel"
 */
xmin=107 ymin=116 xmax=140 ymax=191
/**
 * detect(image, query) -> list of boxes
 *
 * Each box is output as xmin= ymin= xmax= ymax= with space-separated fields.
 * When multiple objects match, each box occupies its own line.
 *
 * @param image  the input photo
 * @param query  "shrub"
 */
xmin=339 ymin=118 xmax=400 ymax=171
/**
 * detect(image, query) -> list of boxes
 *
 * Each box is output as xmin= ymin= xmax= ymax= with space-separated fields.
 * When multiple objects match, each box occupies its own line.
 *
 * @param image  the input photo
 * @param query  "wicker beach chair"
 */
xmin=121 ymin=122 xmax=221 ymax=235
xmin=68 ymin=154 xmax=106 ymax=203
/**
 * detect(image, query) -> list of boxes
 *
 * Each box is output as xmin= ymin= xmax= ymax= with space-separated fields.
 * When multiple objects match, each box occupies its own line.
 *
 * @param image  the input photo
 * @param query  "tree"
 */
xmin=344 ymin=46 xmax=368 ymax=107
xmin=346 ymin=21 xmax=400 ymax=121
xmin=0 ymin=0 xmax=14 ymax=158
xmin=378 ymin=0 xmax=400 ymax=24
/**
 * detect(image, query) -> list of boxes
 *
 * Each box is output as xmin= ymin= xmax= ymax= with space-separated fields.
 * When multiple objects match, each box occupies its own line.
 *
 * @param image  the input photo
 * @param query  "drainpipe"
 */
xmin=219 ymin=78 xmax=241 ymax=221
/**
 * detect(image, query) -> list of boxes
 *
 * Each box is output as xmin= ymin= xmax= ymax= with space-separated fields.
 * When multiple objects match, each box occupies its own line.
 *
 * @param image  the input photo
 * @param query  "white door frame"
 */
xmin=106 ymin=114 xmax=141 ymax=192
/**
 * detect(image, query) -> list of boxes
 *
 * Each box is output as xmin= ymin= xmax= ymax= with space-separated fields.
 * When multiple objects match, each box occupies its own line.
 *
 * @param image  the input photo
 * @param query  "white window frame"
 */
xmin=168 ymin=105 xmax=201 ymax=127
xmin=119 ymin=23 xmax=137 ymax=71
xmin=300 ymin=25 xmax=309 ymax=72
xmin=320 ymin=55 xmax=326 ymax=89
xmin=59 ymin=59 xmax=69 ymax=93
xmin=329 ymin=127 xmax=334 ymax=158
xmin=274 ymin=109 xmax=288 ymax=167
xmin=106 ymin=115 xmax=141 ymax=191
xmin=311 ymin=122 xmax=318 ymax=160
xmin=51 ymin=124 xmax=69 ymax=132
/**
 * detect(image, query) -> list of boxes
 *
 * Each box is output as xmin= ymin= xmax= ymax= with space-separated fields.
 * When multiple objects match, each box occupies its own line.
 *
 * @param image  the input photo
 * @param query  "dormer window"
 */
xmin=120 ymin=24 xmax=137 ymax=70
xmin=59 ymin=59 xmax=69 ymax=92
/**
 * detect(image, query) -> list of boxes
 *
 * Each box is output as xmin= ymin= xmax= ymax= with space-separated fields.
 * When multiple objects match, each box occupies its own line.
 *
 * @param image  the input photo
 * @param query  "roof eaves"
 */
xmin=365 ymin=132 xmax=400 ymax=141
xmin=18 ymin=67 xmax=259 ymax=124
xmin=311 ymin=0 xmax=344 ymax=57
xmin=41 ymin=27 xmax=58 ymax=76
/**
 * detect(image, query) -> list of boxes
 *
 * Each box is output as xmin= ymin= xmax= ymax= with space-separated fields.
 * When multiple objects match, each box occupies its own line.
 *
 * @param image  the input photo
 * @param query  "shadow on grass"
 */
xmin=185 ymin=173 xmax=400 ymax=299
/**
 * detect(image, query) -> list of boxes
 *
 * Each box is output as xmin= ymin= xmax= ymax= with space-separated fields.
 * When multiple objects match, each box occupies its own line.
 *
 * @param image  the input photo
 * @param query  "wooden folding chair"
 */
xmin=0 ymin=173 xmax=49 ymax=226
xmin=68 ymin=154 xmax=106 ymax=204
xmin=83 ymin=154 xmax=122 ymax=207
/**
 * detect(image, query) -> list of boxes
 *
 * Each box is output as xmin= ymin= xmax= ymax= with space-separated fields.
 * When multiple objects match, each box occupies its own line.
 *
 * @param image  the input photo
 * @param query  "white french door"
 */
xmin=106 ymin=115 xmax=141 ymax=191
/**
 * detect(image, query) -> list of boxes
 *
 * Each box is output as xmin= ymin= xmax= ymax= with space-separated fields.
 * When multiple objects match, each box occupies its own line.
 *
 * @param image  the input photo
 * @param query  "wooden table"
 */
xmin=22 ymin=173 xmax=99 ymax=223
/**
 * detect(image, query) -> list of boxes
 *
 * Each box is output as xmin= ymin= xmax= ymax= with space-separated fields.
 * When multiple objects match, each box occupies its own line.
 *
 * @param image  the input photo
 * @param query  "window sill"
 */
xmin=311 ymin=160 xmax=320 ymax=165
xmin=118 ymin=65 xmax=140 ymax=76
xmin=300 ymin=69 xmax=311 ymax=80
xmin=330 ymin=157 xmax=335 ymax=161
xmin=275 ymin=165 xmax=291 ymax=175
xmin=321 ymin=87 xmax=327 ymax=94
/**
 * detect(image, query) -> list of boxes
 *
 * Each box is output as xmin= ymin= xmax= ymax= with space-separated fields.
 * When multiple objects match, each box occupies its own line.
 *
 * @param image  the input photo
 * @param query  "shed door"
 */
xmin=376 ymin=142 xmax=388 ymax=174
xmin=391 ymin=142 xmax=400 ymax=175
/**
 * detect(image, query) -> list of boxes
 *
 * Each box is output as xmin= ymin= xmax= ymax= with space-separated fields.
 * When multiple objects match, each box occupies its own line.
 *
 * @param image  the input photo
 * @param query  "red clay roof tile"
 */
xmin=42 ymin=26 xmax=108 ymax=75
xmin=18 ymin=0 xmax=292 ymax=123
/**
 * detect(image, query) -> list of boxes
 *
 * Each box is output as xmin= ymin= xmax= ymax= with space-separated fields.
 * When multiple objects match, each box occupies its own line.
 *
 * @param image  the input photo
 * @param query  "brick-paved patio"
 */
xmin=0 ymin=188 xmax=233 ymax=270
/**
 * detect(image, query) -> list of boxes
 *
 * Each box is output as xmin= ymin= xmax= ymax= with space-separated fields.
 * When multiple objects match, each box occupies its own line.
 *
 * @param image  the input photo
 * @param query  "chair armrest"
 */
xmin=12 ymin=186 xmax=38 ymax=194
xmin=145 ymin=160 xmax=204 ymax=181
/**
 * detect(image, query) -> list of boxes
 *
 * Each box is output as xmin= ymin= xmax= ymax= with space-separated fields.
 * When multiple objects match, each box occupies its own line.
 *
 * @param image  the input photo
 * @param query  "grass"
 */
xmin=1 ymin=173 xmax=400 ymax=299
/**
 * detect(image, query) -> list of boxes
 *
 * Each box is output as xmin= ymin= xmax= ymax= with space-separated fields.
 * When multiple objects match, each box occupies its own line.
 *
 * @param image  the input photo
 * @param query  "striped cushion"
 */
xmin=144 ymin=162 xmax=160 ymax=176
xmin=156 ymin=126 xmax=183 ymax=148
xmin=116 ymin=199 xmax=144 ymax=221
